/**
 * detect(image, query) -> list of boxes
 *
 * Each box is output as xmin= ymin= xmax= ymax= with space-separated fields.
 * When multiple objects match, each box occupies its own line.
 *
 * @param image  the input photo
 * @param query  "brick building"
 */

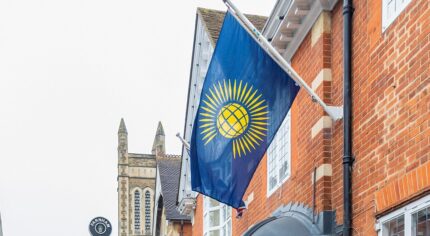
xmin=178 ymin=0 xmax=429 ymax=235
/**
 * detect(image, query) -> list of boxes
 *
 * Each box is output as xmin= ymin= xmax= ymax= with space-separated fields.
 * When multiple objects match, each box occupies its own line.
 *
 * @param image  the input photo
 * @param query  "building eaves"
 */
xmin=266 ymin=0 xmax=338 ymax=61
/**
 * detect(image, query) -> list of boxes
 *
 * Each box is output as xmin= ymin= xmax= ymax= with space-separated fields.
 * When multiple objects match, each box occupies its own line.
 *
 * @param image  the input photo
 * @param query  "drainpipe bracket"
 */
xmin=326 ymin=106 xmax=343 ymax=121
xmin=342 ymin=155 xmax=355 ymax=165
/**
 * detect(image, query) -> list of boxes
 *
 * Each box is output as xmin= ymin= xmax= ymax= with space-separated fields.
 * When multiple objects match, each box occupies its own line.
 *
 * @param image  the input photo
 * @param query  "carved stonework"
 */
xmin=128 ymin=157 xmax=156 ymax=167
xmin=117 ymin=120 xmax=160 ymax=236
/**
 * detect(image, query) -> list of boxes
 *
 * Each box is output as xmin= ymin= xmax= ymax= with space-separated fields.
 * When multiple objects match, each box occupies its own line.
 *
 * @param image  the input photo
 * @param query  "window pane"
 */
xmin=267 ymin=144 xmax=277 ymax=190
xmin=383 ymin=215 xmax=404 ymax=236
xmin=145 ymin=190 xmax=151 ymax=231
xmin=427 ymin=207 xmax=430 ymax=236
xmin=209 ymin=229 xmax=220 ymax=236
xmin=279 ymin=158 xmax=289 ymax=181
xmin=134 ymin=190 xmax=141 ymax=231
xmin=412 ymin=207 xmax=430 ymax=236
xmin=269 ymin=176 xmax=277 ymax=190
xmin=209 ymin=210 xmax=220 ymax=227
xmin=267 ymin=112 xmax=291 ymax=193
xmin=387 ymin=0 xmax=396 ymax=18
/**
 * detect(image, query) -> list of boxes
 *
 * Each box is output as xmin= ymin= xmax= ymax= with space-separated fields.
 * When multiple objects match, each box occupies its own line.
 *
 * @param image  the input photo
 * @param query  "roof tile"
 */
xmin=158 ymin=156 xmax=191 ymax=221
xmin=197 ymin=8 xmax=268 ymax=46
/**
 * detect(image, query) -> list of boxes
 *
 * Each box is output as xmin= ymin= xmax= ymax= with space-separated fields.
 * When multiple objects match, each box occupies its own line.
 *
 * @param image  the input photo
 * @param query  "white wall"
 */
xmin=178 ymin=13 xmax=214 ymax=205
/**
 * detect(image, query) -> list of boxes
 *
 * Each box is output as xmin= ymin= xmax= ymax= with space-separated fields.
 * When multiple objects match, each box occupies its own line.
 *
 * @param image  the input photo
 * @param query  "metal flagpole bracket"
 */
xmin=176 ymin=133 xmax=191 ymax=151
xmin=222 ymin=0 xmax=344 ymax=122
xmin=326 ymin=106 xmax=343 ymax=121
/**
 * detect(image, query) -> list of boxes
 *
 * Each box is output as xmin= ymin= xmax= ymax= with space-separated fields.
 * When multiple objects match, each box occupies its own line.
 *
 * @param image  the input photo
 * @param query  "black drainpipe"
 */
xmin=343 ymin=0 xmax=354 ymax=236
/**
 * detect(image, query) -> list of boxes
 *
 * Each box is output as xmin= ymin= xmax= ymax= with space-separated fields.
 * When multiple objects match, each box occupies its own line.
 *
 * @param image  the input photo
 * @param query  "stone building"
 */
xmin=179 ymin=1 xmax=430 ymax=236
xmin=117 ymin=120 xmax=191 ymax=236
xmin=117 ymin=119 xmax=158 ymax=236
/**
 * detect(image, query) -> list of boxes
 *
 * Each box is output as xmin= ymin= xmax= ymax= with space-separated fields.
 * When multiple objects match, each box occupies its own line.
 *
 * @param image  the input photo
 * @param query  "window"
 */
xmin=382 ymin=0 xmax=412 ymax=31
xmin=267 ymin=112 xmax=291 ymax=196
xmin=377 ymin=195 xmax=430 ymax=236
xmin=382 ymin=215 xmax=405 ymax=236
xmin=203 ymin=197 xmax=232 ymax=236
xmin=134 ymin=190 xmax=141 ymax=232
xmin=412 ymin=206 xmax=430 ymax=236
xmin=145 ymin=190 xmax=151 ymax=233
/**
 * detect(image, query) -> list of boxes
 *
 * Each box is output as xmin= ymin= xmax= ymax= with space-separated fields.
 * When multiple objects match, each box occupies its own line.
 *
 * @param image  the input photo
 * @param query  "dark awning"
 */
xmin=244 ymin=215 xmax=320 ymax=236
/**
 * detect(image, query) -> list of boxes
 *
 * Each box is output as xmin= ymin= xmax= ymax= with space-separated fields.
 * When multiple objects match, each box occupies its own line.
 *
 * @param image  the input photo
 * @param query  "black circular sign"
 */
xmin=89 ymin=217 xmax=112 ymax=236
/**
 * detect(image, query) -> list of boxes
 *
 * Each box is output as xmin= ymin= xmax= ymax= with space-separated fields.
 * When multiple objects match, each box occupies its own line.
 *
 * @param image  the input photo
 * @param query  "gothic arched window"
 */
xmin=145 ymin=190 xmax=151 ymax=232
xmin=134 ymin=190 xmax=141 ymax=232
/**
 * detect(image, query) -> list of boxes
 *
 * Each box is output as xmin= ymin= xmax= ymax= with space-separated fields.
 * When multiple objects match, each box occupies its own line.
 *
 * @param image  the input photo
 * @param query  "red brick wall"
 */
xmin=192 ymin=0 xmax=430 ymax=235
xmin=192 ymin=195 xmax=204 ymax=236
xmin=340 ymin=0 xmax=430 ymax=234
xmin=331 ymin=0 xmax=430 ymax=234
xmin=182 ymin=222 xmax=192 ymax=236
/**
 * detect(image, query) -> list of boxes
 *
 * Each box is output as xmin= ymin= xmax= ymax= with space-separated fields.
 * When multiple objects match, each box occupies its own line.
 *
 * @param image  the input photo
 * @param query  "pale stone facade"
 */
xmin=117 ymin=119 xmax=165 ymax=236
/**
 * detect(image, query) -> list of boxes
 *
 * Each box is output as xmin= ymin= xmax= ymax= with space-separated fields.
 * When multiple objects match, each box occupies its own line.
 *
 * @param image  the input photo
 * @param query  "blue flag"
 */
xmin=190 ymin=12 xmax=300 ymax=209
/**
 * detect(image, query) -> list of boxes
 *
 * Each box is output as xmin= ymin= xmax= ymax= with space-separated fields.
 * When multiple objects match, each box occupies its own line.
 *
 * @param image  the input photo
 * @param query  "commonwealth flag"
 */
xmin=190 ymin=12 xmax=300 ymax=209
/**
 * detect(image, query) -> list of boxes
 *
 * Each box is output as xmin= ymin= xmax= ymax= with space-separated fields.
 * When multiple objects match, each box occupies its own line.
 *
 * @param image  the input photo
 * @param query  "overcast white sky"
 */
xmin=0 ymin=0 xmax=275 ymax=235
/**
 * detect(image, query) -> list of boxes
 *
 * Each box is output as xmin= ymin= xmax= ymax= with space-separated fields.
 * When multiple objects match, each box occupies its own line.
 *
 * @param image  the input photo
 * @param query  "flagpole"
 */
xmin=222 ymin=0 xmax=343 ymax=121
xmin=176 ymin=133 xmax=190 ymax=151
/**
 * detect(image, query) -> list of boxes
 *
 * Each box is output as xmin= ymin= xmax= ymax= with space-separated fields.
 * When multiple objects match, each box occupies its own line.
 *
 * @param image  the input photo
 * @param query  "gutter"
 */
xmin=342 ymin=0 xmax=354 ymax=235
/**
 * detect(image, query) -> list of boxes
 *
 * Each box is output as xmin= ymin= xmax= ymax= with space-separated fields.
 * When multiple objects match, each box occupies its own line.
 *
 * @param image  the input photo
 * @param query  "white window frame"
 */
xmin=376 ymin=194 xmax=430 ymax=236
xmin=382 ymin=0 xmax=413 ymax=32
xmin=203 ymin=196 xmax=232 ymax=236
xmin=267 ymin=112 xmax=291 ymax=197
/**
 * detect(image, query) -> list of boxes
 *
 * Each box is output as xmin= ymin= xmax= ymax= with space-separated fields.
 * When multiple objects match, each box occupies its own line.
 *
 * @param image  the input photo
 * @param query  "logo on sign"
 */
xmin=89 ymin=217 xmax=112 ymax=236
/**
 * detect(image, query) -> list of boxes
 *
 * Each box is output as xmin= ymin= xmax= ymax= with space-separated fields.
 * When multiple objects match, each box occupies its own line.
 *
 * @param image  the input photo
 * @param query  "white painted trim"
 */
xmin=376 ymin=194 xmax=430 ymax=236
xmin=382 ymin=0 xmax=413 ymax=32
xmin=178 ymin=14 xmax=214 ymax=213
xmin=279 ymin=0 xmax=338 ymax=61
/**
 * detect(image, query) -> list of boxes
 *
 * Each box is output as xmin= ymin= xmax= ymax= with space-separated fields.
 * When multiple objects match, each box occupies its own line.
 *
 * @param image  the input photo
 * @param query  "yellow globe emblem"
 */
xmin=199 ymin=80 xmax=268 ymax=158
xmin=217 ymin=103 xmax=249 ymax=139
